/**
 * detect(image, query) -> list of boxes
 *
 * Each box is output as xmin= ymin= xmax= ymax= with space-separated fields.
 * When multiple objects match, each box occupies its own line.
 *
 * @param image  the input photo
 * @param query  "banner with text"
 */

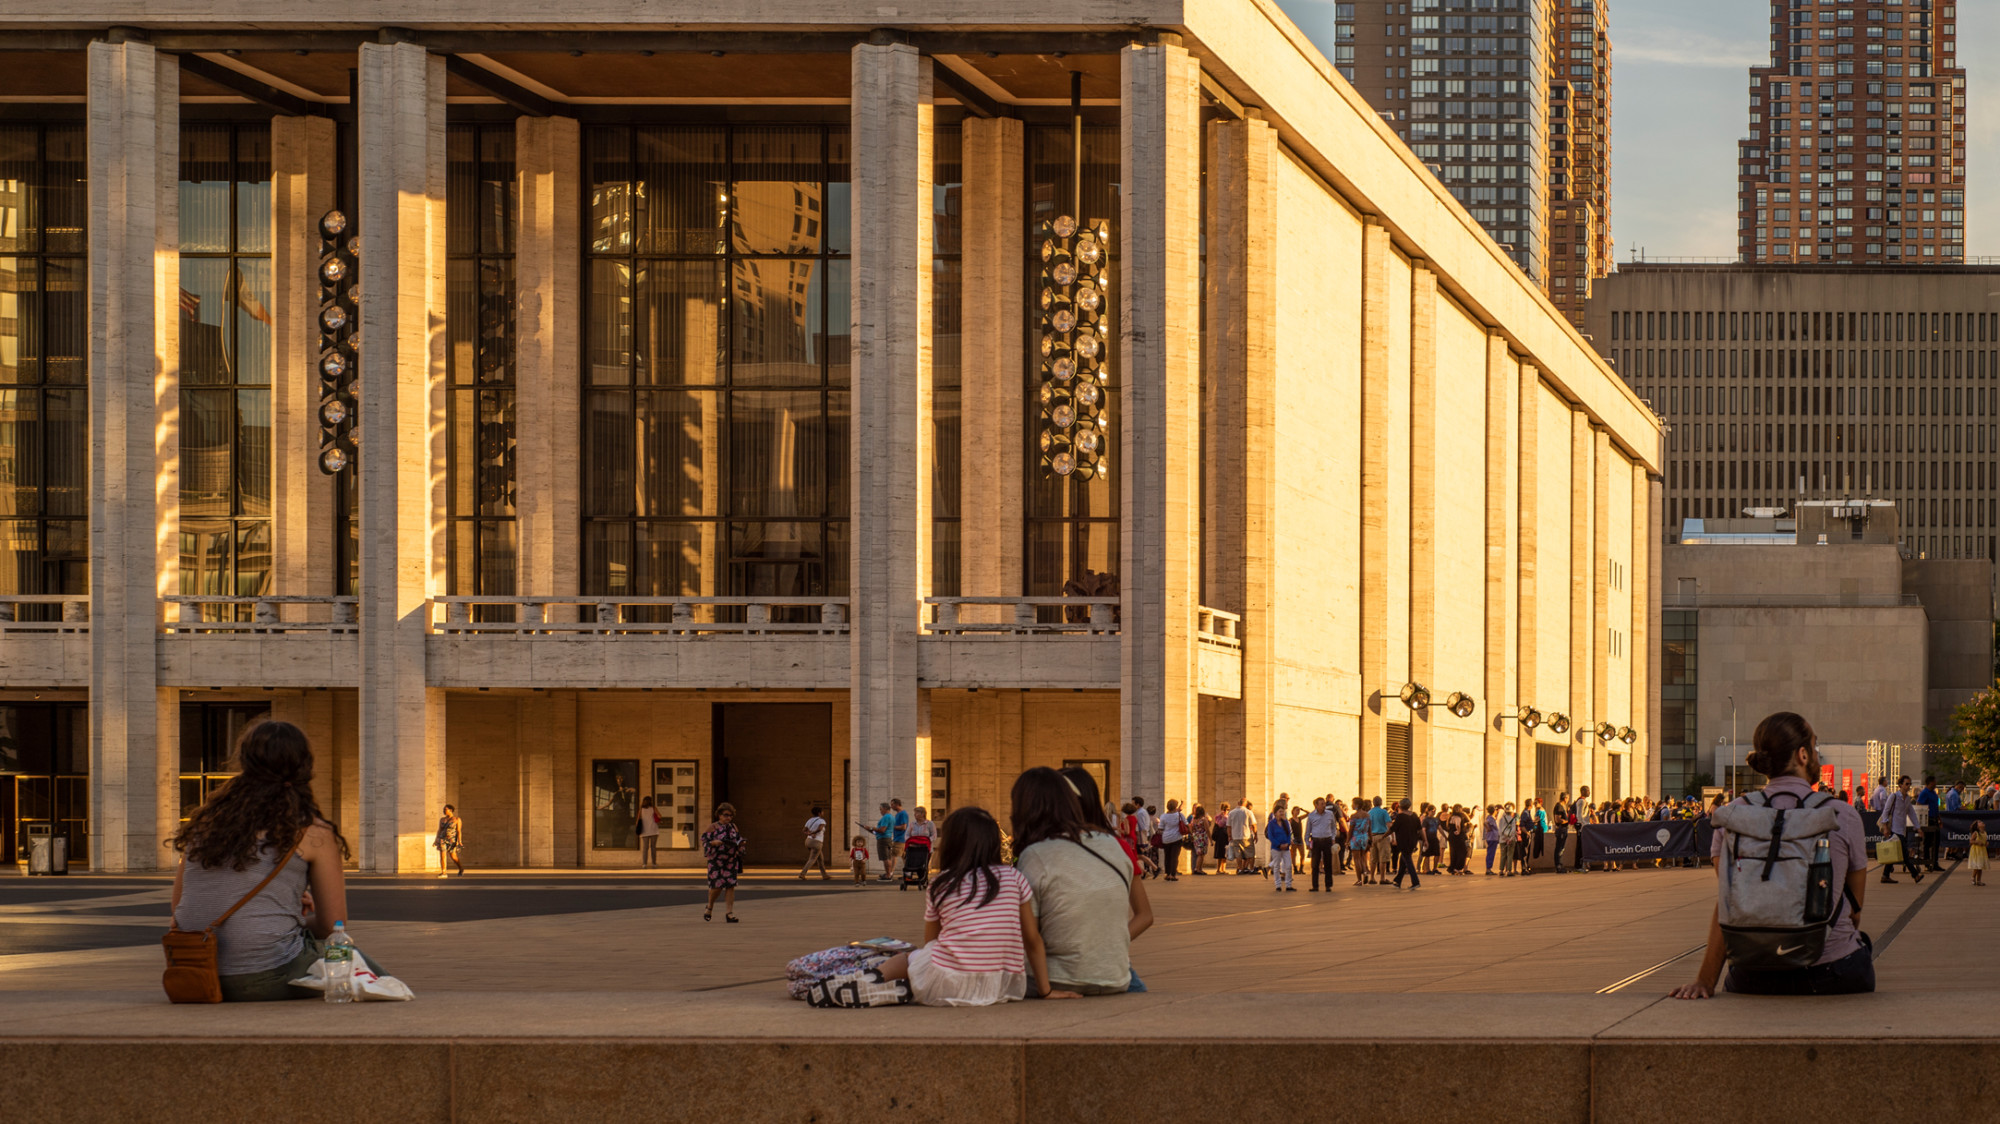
xmin=1939 ymin=811 xmax=2000 ymax=849
xmin=1580 ymin=820 xmax=1700 ymax=863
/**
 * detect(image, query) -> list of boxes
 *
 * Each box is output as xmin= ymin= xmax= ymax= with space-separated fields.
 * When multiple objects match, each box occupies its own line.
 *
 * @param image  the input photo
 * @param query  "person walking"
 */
xmin=799 ymin=805 xmax=830 ymax=880
xmin=1879 ymin=777 xmax=1923 ymax=885
xmin=1389 ymin=799 xmax=1423 ymax=890
xmin=432 ymin=804 xmax=464 ymax=878
xmin=702 ymin=803 xmax=745 ymax=923
xmin=1158 ymin=799 xmax=1187 ymax=881
xmin=1917 ymin=777 xmax=1944 ymax=871
xmin=1265 ymin=799 xmax=1297 ymax=891
xmin=637 ymin=796 xmax=663 ymax=868
xmin=1306 ymin=798 xmax=1338 ymax=891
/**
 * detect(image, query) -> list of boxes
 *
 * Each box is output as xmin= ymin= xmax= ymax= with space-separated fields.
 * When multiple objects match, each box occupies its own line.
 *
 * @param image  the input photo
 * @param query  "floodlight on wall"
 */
xmin=1593 ymin=721 xmax=1618 ymax=743
xmin=1546 ymin=712 xmax=1571 ymax=735
xmin=1037 ymin=216 xmax=1112 ymax=480
xmin=1618 ymin=726 xmax=1637 ymax=745
xmin=1516 ymin=706 xmax=1543 ymax=731
xmin=316 ymin=208 xmax=359 ymax=476
xmin=1445 ymin=692 xmax=1476 ymax=719
xmin=1398 ymin=682 xmax=1431 ymax=710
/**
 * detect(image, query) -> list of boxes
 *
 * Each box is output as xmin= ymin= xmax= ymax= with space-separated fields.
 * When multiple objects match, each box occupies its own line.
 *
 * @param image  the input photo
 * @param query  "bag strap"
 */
xmin=1760 ymin=810 xmax=1788 ymax=882
xmin=1066 ymin=834 xmax=1133 ymax=889
xmin=189 ymin=837 xmax=305 ymax=937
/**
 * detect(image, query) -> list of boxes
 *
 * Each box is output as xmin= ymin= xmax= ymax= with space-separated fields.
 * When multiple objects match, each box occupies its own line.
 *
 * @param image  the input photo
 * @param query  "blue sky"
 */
xmin=1277 ymin=0 xmax=1997 ymax=259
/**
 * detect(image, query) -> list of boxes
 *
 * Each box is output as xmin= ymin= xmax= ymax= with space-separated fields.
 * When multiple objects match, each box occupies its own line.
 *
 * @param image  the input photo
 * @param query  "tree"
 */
xmin=1948 ymin=686 xmax=2000 ymax=782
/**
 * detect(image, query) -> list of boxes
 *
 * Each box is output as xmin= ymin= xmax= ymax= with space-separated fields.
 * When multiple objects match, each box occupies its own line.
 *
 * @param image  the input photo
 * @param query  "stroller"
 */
xmin=899 ymin=840 xmax=932 ymax=891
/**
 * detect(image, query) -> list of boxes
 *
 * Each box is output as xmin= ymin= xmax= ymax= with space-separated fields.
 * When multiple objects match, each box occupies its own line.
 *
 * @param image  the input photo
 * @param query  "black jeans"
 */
xmin=1923 ymin=827 xmax=1943 ymax=868
xmin=1309 ymin=839 xmax=1335 ymax=889
xmin=1885 ymin=831 xmax=1921 ymax=879
xmin=1163 ymin=840 xmax=1182 ymax=876
xmin=1725 ymin=943 xmax=1875 ymax=996
xmin=1553 ymin=825 xmax=1570 ymax=869
xmin=1393 ymin=847 xmax=1420 ymax=888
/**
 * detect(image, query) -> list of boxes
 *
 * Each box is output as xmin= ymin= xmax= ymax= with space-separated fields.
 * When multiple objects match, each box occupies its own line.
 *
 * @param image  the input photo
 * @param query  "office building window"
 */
xmin=933 ymin=126 xmax=962 ymax=596
xmin=446 ymin=125 xmax=518 ymax=602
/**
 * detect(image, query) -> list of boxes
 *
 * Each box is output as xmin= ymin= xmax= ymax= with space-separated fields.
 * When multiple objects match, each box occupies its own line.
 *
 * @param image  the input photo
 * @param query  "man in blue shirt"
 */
xmin=1265 ymin=799 xmax=1297 ymax=891
xmin=1917 ymin=777 xmax=1943 ymax=871
xmin=873 ymin=802 xmax=896 ymax=881
xmin=1367 ymin=797 xmax=1392 ymax=884
xmin=890 ymin=798 xmax=911 ymax=874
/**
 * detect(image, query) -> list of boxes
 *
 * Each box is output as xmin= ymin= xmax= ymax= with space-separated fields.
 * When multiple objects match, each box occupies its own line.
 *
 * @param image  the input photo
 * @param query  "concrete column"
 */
xmin=518 ymin=691 xmax=557 ymax=866
xmin=1406 ymin=265 xmax=1437 ymax=803
xmin=1593 ymin=426 xmax=1614 ymax=794
xmin=356 ymin=42 xmax=447 ymax=872
xmin=270 ymin=116 xmax=338 ymax=599
xmin=1643 ymin=471 xmax=1663 ymax=797
xmin=1485 ymin=336 xmax=1520 ymax=807
xmin=958 ymin=116 xmax=1022 ymax=618
xmin=848 ymin=42 xmax=934 ymax=825
xmin=515 ymin=116 xmax=582 ymax=599
xmin=1568 ymin=410 xmax=1595 ymax=800
xmin=1358 ymin=219 xmax=1395 ymax=797
xmin=1119 ymin=39 xmax=1202 ymax=803
xmin=1202 ymin=115 xmax=1277 ymax=810
xmin=1513 ymin=363 xmax=1538 ymax=806
xmin=86 ymin=41 xmax=178 ymax=871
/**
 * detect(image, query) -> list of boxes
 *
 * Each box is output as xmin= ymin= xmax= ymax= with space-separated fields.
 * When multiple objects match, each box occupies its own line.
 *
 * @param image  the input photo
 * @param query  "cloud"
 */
xmin=1616 ymin=30 xmax=1764 ymax=70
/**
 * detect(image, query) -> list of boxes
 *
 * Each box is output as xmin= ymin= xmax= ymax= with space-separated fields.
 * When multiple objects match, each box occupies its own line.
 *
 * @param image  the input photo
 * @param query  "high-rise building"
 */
xmin=1331 ymin=0 xmax=1553 ymax=285
xmin=1738 ymin=0 xmax=1968 ymax=266
xmin=1546 ymin=0 xmax=1611 ymax=327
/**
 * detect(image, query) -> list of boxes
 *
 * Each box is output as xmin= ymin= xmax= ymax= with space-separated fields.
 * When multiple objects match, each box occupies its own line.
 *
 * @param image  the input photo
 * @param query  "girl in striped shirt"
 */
xmin=873 ymin=807 xmax=1077 ymax=1006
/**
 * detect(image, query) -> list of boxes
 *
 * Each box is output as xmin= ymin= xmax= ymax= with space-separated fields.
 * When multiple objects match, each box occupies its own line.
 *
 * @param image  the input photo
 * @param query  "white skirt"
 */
xmin=906 ymin=945 xmax=1029 ymax=1007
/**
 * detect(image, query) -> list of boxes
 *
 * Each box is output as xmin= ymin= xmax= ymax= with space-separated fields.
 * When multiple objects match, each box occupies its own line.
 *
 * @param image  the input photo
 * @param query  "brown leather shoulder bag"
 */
xmin=162 ymin=840 xmax=303 ymax=1004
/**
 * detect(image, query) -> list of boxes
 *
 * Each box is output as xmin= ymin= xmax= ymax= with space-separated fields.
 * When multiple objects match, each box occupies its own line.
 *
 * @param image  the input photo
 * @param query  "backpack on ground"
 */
xmin=1711 ymin=789 xmax=1852 ymax=970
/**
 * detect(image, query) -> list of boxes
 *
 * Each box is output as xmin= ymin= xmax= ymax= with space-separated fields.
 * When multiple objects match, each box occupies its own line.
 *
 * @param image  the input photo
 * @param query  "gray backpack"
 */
xmin=1711 ymin=789 xmax=1850 ymax=970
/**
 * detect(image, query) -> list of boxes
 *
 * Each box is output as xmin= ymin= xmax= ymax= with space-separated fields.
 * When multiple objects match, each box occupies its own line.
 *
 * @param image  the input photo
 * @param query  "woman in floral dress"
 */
xmin=702 ymin=802 xmax=745 ymax=923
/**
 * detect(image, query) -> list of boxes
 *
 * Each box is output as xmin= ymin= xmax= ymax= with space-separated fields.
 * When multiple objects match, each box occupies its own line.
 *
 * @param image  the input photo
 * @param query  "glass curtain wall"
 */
xmin=0 ymin=125 xmax=88 ymax=612
xmin=0 ymin=702 xmax=88 ymax=866
xmin=583 ymin=125 xmax=851 ymax=609
xmin=1024 ymin=124 xmax=1120 ymax=597
xmin=179 ymin=124 xmax=273 ymax=620
xmin=932 ymin=126 xmax=962 ymax=595
xmin=446 ymin=125 xmax=518 ymax=610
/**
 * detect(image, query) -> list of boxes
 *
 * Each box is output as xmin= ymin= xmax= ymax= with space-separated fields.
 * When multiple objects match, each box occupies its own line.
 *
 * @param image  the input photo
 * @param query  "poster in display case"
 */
xmin=653 ymin=759 xmax=700 ymax=850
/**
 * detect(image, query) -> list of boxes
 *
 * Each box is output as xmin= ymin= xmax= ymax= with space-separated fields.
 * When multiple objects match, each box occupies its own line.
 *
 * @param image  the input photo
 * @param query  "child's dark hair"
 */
xmin=930 ymin=806 xmax=1005 ymax=909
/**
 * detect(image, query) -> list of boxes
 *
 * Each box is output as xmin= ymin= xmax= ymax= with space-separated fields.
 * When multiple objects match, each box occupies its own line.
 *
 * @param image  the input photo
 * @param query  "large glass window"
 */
xmin=0 ymin=125 xmax=88 ymax=608
xmin=932 ymin=127 xmax=962 ymax=595
xmin=177 ymin=702 xmax=269 ymax=820
xmin=584 ymin=125 xmax=849 ymax=601
xmin=1025 ymin=125 xmax=1120 ymax=597
xmin=0 ymin=702 xmax=88 ymax=866
xmin=178 ymin=124 xmax=273 ymax=617
xmin=446 ymin=125 xmax=518 ymax=603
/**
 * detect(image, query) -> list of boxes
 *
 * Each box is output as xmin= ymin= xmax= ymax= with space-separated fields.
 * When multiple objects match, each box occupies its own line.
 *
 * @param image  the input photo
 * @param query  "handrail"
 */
xmin=431 ymin=595 xmax=850 ymax=635
xmin=162 ymin=595 xmax=361 ymax=633
xmin=0 ymin=595 xmax=90 ymax=633
xmin=1197 ymin=606 xmax=1244 ymax=650
xmin=923 ymin=596 xmax=1119 ymax=635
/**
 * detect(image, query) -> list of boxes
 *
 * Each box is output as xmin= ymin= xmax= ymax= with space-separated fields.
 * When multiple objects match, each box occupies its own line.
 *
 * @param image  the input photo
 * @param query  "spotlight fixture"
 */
xmin=1398 ymin=682 xmax=1431 ymax=710
xmin=1517 ymin=706 xmax=1542 ymax=731
xmin=1618 ymin=726 xmax=1637 ymax=745
xmin=315 ymin=208 xmax=358 ymax=476
xmin=1547 ymin=712 xmax=1571 ymax=735
xmin=1594 ymin=721 xmax=1617 ymax=743
xmin=1445 ymin=691 xmax=1476 ymax=719
xmin=1036 ymin=214 xmax=1112 ymax=480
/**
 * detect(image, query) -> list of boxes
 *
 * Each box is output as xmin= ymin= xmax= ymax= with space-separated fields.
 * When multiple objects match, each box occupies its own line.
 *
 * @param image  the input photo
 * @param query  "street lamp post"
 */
xmin=1728 ymin=694 xmax=1737 ymax=794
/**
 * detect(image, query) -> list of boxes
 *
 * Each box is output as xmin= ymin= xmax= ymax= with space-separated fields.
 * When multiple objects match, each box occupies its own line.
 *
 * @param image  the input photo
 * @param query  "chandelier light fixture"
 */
xmin=316 ymin=208 xmax=359 ymax=475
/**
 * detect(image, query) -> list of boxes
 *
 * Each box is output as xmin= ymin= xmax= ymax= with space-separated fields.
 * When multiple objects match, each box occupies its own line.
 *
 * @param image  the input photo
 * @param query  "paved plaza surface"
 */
xmin=0 ymin=856 xmax=1984 ymax=997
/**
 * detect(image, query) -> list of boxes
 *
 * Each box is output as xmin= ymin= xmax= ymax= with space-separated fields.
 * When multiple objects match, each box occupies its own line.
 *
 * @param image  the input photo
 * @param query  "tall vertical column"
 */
xmin=1406 ymin=265 xmax=1437 ymax=802
xmin=271 ymin=116 xmax=338 ymax=598
xmin=87 ymin=41 xmax=178 ymax=872
xmin=1119 ymin=38 xmax=1202 ymax=802
xmin=356 ymin=42 xmax=447 ymax=872
xmin=1642 ymin=470 xmax=1663 ymax=797
xmin=1512 ymin=363 xmax=1538 ymax=806
xmin=1568 ymin=410 xmax=1596 ymax=800
xmin=1358 ymin=219 xmax=1395 ymax=797
xmin=1484 ymin=335 xmax=1519 ymax=807
xmin=1592 ymin=426 xmax=1614 ymax=795
xmin=1202 ymin=116 xmax=1277 ymax=809
xmin=958 ymin=115 xmax=1022 ymax=619
xmin=848 ymin=41 xmax=934 ymax=828
xmin=515 ymin=116 xmax=582 ymax=601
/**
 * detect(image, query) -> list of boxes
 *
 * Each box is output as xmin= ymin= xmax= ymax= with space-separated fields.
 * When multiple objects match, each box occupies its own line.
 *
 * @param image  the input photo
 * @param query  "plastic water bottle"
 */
xmin=324 ymin=922 xmax=355 ymax=1004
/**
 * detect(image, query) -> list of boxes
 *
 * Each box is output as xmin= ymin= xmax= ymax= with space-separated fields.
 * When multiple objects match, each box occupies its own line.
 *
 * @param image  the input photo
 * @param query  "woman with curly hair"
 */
xmin=168 ymin=720 xmax=382 ymax=1001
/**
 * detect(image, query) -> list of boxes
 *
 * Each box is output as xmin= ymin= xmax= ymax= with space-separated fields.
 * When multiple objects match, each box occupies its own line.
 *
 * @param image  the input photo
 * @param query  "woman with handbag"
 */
xmin=168 ymin=720 xmax=383 ymax=1002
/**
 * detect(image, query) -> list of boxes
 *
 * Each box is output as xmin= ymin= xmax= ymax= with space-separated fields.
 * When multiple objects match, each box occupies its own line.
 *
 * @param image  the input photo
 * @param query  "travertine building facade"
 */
xmin=0 ymin=0 xmax=1658 ymax=871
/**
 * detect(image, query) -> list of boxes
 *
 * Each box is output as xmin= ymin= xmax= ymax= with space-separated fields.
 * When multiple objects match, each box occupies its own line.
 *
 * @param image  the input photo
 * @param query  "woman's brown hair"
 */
xmin=1010 ymin=766 xmax=1089 ymax=853
xmin=171 ymin=720 xmax=348 ymax=871
xmin=1746 ymin=711 xmax=1815 ymax=778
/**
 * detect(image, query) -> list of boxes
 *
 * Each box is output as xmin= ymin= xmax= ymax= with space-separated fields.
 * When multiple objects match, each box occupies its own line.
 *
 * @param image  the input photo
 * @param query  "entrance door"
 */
xmin=713 ymin=703 xmax=832 ymax=866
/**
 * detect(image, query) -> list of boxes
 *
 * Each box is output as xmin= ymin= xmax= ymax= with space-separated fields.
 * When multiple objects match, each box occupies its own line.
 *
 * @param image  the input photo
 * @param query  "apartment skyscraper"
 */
xmin=1546 ymin=0 xmax=1611 ymax=328
xmin=1738 ymin=0 xmax=1968 ymax=265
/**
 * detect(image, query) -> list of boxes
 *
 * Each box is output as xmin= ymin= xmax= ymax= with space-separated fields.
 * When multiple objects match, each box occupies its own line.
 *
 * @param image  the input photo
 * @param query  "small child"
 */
xmin=1971 ymin=821 xmax=1989 ymax=887
xmin=848 ymin=836 xmax=870 ymax=885
xmin=827 ymin=807 xmax=1074 ymax=1007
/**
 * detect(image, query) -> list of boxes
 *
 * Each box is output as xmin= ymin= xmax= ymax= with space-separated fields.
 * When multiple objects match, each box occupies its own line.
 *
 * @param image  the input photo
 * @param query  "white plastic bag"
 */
xmin=289 ymin=955 xmax=416 ymax=1001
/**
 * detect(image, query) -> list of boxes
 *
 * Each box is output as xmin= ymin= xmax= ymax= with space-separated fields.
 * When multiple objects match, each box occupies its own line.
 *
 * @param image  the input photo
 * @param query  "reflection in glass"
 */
xmin=637 ymin=261 xmax=724 ymax=385
xmin=592 ymin=759 xmax=641 ymax=849
xmin=729 ymin=390 xmax=824 ymax=518
xmin=731 ymin=127 xmax=824 ymax=255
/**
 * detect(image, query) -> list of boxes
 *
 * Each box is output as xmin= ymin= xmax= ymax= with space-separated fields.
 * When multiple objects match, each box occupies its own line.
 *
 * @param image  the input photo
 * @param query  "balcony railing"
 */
xmin=1198 ymin=607 xmax=1243 ymax=651
xmin=923 ymin=597 xmax=1120 ymax=635
xmin=430 ymin=596 xmax=850 ymax=635
xmin=0 ymin=595 xmax=89 ymax=634
xmin=161 ymin=596 xmax=361 ymax=634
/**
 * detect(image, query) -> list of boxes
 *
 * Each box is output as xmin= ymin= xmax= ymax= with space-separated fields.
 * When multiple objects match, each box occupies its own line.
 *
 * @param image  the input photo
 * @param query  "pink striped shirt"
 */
xmin=922 ymin=865 xmax=1032 ymax=973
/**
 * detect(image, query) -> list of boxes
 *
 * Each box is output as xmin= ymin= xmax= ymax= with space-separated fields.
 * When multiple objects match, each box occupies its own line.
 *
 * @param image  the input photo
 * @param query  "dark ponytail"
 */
xmin=1747 ymin=712 xmax=1814 ymax=778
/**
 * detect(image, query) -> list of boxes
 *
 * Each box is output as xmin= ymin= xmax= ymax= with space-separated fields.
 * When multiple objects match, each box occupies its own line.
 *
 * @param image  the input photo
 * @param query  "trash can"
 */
xmin=49 ymin=832 xmax=68 ymax=875
xmin=26 ymin=824 xmax=52 ymax=875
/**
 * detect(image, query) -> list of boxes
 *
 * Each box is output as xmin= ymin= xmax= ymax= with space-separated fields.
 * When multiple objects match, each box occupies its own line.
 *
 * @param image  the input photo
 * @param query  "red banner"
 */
xmin=1822 ymin=764 xmax=1837 ymax=790
xmin=1842 ymin=769 xmax=1853 ymax=796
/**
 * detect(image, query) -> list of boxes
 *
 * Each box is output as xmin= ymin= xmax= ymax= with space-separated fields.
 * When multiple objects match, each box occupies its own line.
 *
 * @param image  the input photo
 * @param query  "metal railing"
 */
xmin=162 ymin=596 xmax=361 ymax=633
xmin=0 ymin=595 xmax=89 ymax=633
xmin=923 ymin=597 xmax=1119 ymax=635
xmin=431 ymin=596 xmax=850 ymax=635
xmin=1198 ymin=606 xmax=1244 ymax=651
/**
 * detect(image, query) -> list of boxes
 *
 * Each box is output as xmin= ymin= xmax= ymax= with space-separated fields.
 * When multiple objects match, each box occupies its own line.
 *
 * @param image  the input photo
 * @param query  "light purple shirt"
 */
xmin=1711 ymin=775 xmax=1867 ymax=966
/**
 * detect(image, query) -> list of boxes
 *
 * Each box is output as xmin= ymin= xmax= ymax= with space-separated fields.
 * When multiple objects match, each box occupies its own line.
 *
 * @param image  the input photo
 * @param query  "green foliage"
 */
xmin=1682 ymin=771 xmax=1714 ymax=798
xmin=1948 ymin=685 xmax=2000 ymax=782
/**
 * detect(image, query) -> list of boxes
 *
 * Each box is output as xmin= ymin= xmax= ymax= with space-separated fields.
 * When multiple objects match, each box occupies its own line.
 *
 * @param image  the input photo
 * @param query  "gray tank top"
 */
xmin=174 ymin=842 xmax=310 ymax=975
